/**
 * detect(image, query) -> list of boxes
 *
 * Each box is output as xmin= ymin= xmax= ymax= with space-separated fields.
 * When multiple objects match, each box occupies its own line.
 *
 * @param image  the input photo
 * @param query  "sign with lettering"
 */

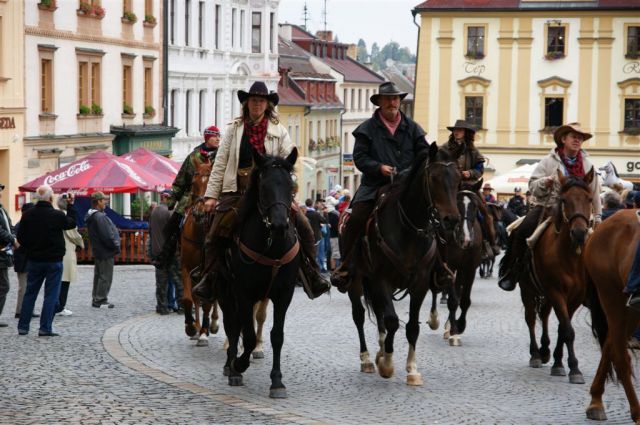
xmin=44 ymin=160 xmax=91 ymax=185
xmin=0 ymin=117 xmax=16 ymax=129
xmin=464 ymin=62 xmax=485 ymax=76
xmin=627 ymin=160 xmax=640 ymax=173
xmin=623 ymin=62 xmax=640 ymax=74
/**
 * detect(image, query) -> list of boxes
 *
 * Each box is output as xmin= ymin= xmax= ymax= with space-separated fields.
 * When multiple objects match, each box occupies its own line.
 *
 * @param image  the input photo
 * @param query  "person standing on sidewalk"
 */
xmin=0 ymin=183 xmax=19 ymax=328
xmin=13 ymin=202 xmax=39 ymax=319
xmin=17 ymin=185 xmax=77 ymax=336
xmin=55 ymin=195 xmax=84 ymax=316
xmin=148 ymin=190 xmax=172 ymax=315
xmin=85 ymin=192 xmax=120 ymax=309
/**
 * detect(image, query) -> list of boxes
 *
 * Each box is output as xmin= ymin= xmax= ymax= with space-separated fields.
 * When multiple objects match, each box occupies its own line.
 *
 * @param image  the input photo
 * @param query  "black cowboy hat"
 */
xmin=237 ymin=81 xmax=279 ymax=106
xmin=370 ymin=82 xmax=408 ymax=106
xmin=446 ymin=119 xmax=477 ymax=133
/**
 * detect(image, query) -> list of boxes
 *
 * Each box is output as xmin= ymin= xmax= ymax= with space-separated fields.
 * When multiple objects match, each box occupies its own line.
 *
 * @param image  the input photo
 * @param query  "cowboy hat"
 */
xmin=237 ymin=81 xmax=279 ymax=106
xmin=482 ymin=183 xmax=494 ymax=191
xmin=446 ymin=119 xmax=477 ymax=133
xmin=370 ymin=82 xmax=408 ymax=106
xmin=553 ymin=122 xmax=592 ymax=146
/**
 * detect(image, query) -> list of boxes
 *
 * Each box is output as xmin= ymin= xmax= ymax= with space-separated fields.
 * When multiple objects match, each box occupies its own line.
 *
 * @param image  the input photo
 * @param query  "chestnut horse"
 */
xmin=180 ymin=159 xmax=219 ymax=346
xmin=585 ymin=209 xmax=640 ymax=423
xmin=344 ymin=143 xmax=460 ymax=384
xmin=519 ymin=168 xmax=595 ymax=383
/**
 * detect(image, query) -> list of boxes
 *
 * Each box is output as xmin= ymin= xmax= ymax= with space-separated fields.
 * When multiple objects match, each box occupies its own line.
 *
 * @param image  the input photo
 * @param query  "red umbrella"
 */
xmin=120 ymin=147 xmax=181 ymax=183
xmin=19 ymin=151 xmax=168 ymax=195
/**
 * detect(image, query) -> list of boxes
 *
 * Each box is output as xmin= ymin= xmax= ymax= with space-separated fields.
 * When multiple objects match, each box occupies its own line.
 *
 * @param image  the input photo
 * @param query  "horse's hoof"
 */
xmin=443 ymin=330 xmax=450 ymax=340
xmin=252 ymin=350 xmax=264 ymax=359
xmin=196 ymin=336 xmax=209 ymax=347
xmin=228 ymin=375 xmax=243 ymax=386
xmin=406 ymin=373 xmax=423 ymax=386
xmin=569 ymin=373 xmax=585 ymax=384
xmin=185 ymin=325 xmax=198 ymax=338
xmin=448 ymin=335 xmax=461 ymax=346
xmin=210 ymin=324 xmax=219 ymax=334
xmin=529 ymin=358 xmax=543 ymax=368
xmin=223 ymin=366 xmax=230 ymax=377
xmin=428 ymin=319 xmax=439 ymax=330
xmin=586 ymin=406 xmax=607 ymax=421
xmin=361 ymin=362 xmax=375 ymax=373
xmin=269 ymin=387 xmax=287 ymax=398
xmin=551 ymin=366 xmax=567 ymax=376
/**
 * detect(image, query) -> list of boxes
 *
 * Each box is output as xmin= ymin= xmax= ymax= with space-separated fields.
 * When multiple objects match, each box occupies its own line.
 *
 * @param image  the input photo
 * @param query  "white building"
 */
xmin=168 ymin=0 xmax=280 ymax=161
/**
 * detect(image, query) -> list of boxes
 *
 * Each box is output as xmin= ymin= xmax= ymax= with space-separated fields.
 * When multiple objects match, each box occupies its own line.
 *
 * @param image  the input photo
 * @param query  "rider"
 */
xmin=440 ymin=120 xmax=500 ymax=256
xmin=330 ymin=81 xmax=435 ymax=292
xmin=194 ymin=81 xmax=330 ymax=301
xmin=498 ymin=122 xmax=602 ymax=291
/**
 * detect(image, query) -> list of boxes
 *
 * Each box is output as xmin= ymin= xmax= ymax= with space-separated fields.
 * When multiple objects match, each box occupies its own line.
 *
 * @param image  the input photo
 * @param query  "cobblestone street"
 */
xmin=0 ymin=264 xmax=636 ymax=424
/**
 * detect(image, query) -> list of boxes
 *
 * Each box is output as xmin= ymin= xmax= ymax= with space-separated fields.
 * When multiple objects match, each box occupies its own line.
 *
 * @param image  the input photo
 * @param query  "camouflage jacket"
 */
xmin=169 ymin=144 xmax=217 ymax=215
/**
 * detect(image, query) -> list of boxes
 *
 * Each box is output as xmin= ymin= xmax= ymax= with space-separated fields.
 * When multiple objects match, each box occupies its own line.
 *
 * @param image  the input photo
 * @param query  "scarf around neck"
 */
xmin=377 ymin=109 xmax=402 ymax=136
xmin=556 ymin=147 xmax=585 ymax=177
xmin=244 ymin=117 xmax=268 ymax=154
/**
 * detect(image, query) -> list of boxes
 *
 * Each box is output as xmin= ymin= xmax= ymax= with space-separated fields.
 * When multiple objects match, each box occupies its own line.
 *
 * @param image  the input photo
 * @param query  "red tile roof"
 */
xmin=413 ymin=0 xmax=639 ymax=10
xmin=278 ymin=78 xmax=309 ymax=107
xmin=322 ymin=57 xmax=385 ymax=84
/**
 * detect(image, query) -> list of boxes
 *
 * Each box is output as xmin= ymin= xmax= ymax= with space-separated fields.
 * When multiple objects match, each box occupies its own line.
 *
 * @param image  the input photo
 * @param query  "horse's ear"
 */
xmin=584 ymin=167 xmax=595 ymax=185
xmin=471 ymin=178 xmax=483 ymax=193
xmin=252 ymin=147 xmax=266 ymax=167
xmin=286 ymin=147 xmax=298 ymax=167
xmin=428 ymin=142 xmax=438 ymax=161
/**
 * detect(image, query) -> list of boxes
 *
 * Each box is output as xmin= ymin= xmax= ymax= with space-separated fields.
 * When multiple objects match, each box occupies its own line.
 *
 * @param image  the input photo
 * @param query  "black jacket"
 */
xmin=305 ymin=208 xmax=326 ymax=242
xmin=85 ymin=209 xmax=121 ymax=260
xmin=352 ymin=110 xmax=427 ymax=203
xmin=17 ymin=201 xmax=77 ymax=263
xmin=507 ymin=195 xmax=528 ymax=217
xmin=0 ymin=205 xmax=15 ymax=268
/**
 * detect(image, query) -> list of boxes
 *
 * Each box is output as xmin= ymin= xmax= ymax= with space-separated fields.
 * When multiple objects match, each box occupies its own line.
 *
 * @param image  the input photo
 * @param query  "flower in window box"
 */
xmin=78 ymin=1 xmax=91 ymax=14
xmin=79 ymin=104 xmax=91 ymax=115
xmin=92 ymin=5 xmax=105 ymax=19
xmin=123 ymin=102 xmax=134 ymax=115
xmin=545 ymin=51 xmax=565 ymax=60
xmin=308 ymin=139 xmax=317 ymax=151
xmin=144 ymin=15 xmax=157 ymax=25
xmin=91 ymin=103 xmax=103 ymax=115
xmin=122 ymin=11 xmax=137 ymax=23
xmin=38 ymin=0 xmax=57 ymax=10
xmin=144 ymin=105 xmax=156 ymax=117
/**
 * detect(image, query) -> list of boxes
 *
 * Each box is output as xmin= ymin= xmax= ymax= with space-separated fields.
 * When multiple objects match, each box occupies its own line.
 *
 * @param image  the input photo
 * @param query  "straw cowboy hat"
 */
xmin=447 ymin=119 xmax=477 ymax=133
xmin=237 ymin=81 xmax=279 ymax=106
xmin=553 ymin=122 xmax=592 ymax=146
xmin=370 ymin=82 xmax=408 ymax=106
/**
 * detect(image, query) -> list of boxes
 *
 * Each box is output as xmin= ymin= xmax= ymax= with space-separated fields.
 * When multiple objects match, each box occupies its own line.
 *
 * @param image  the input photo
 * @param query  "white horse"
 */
xmin=598 ymin=161 xmax=634 ymax=191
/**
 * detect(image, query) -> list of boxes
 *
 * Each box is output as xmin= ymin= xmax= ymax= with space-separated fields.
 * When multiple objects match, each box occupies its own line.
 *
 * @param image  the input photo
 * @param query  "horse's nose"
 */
xmin=570 ymin=228 xmax=587 ymax=247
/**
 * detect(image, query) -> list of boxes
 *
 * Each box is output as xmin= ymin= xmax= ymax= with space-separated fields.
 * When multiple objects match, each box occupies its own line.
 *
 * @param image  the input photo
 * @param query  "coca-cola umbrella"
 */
xmin=120 ymin=147 xmax=181 ymax=185
xmin=19 ymin=151 xmax=168 ymax=195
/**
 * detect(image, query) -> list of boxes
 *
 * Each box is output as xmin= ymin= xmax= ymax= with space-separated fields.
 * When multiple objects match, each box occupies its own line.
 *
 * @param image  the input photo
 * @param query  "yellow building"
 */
xmin=413 ymin=0 xmax=640 ymax=183
xmin=277 ymin=101 xmax=308 ymax=201
xmin=0 ymin=0 xmax=25 ymax=220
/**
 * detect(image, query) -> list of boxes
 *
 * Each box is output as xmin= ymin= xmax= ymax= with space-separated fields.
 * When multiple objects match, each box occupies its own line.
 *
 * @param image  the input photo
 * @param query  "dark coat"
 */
xmin=85 ymin=208 xmax=121 ymax=260
xmin=0 ymin=204 xmax=15 ymax=268
xmin=17 ymin=201 xmax=77 ymax=263
xmin=352 ymin=110 xmax=427 ymax=203
xmin=507 ymin=195 xmax=528 ymax=217
xmin=12 ymin=221 xmax=27 ymax=272
xmin=440 ymin=139 xmax=485 ymax=183
xmin=305 ymin=208 xmax=326 ymax=242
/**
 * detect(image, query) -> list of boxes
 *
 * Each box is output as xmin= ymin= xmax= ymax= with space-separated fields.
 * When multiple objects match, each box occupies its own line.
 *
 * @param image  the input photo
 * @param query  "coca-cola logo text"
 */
xmin=44 ymin=160 xmax=91 ymax=185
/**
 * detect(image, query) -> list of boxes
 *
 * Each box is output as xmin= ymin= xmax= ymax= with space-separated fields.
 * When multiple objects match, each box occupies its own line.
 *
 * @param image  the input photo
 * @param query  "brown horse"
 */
xmin=519 ymin=168 xmax=594 ymax=383
xmin=180 ymin=159 xmax=219 ymax=345
xmin=585 ymin=209 xmax=640 ymax=423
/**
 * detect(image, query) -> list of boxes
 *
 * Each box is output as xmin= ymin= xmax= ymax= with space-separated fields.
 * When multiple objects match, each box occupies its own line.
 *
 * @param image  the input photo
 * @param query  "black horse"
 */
xmin=344 ymin=143 xmax=460 ymax=384
xmin=216 ymin=148 xmax=300 ymax=398
xmin=479 ymin=202 xmax=512 ymax=278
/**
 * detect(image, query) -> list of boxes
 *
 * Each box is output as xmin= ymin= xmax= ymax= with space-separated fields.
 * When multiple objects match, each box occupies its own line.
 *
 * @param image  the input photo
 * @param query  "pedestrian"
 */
xmin=161 ymin=124 xmax=221 ymax=261
xmin=149 ymin=190 xmax=172 ymax=315
xmin=0 ymin=183 xmax=19 ymax=327
xmin=55 ymin=195 xmax=84 ymax=316
xmin=13 ymin=202 xmax=39 ymax=319
xmin=482 ymin=183 xmax=496 ymax=203
xmin=17 ymin=185 xmax=77 ymax=336
xmin=306 ymin=199 xmax=328 ymax=273
xmin=601 ymin=191 xmax=624 ymax=220
xmin=498 ymin=122 xmax=602 ymax=291
xmin=327 ymin=203 xmax=341 ymax=270
xmin=166 ymin=254 xmax=183 ymax=313
xmin=196 ymin=80 xmax=329 ymax=301
xmin=337 ymin=192 xmax=351 ymax=214
xmin=507 ymin=187 xmax=528 ymax=217
xmin=85 ymin=192 xmax=120 ymax=308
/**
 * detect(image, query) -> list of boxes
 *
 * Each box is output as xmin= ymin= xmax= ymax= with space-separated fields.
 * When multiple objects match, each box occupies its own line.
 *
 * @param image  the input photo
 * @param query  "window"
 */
xmin=170 ymin=0 xmax=175 ymax=44
xmin=308 ymin=121 xmax=313 ymax=143
xmin=198 ymin=1 xmax=204 ymax=47
xmin=199 ymin=90 xmax=206 ymax=131
xmin=122 ymin=64 xmax=132 ymax=113
xmin=185 ymin=90 xmax=192 ymax=135
xmin=365 ymin=89 xmax=369 ymax=110
xmin=143 ymin=58 xmax=154 ymax=112
xmin=77 ymin=49 xmax=104 ymax=113
xmin=170 ymin=89 xmax=177 ymax=126
xmin=546 ymin=24 xmax=567 ymax=59
xmin=232 ymin=8 xmax=237 ymax=48
xmin=544 ymin=97 xmax=564 ymax=128
xmin=350 ymin=89 xmax=355 ymax=111
xmin=466 ymin=26 xmax=485 ymax=59
xmin=358 ymin=89 xmax=362 ymax=111
xmin=214 ymin=5 xmax=220 ymax=49
xmin=123 ymin=0 xmax=132 ymax=13
xmin=270 ymin=12 xmax=276 ymax=53
xmin=252 ymin=12 xmax=261 ymax=53
xmin=240 ymin=10 xmax=245 ymax=48
xmin=41 ymin=59 xmax=53 ymax=113
xmin=145 ymin=0 xmax=152 ymax=17
xmin=465 ymin=96 xmax=483 ymax=129
xmin=626 ymin=25 xmax=640 ymax=59
xmin=185 ymin=0 xmax=190 ymax=46
xmin=624 ymin=99 xmax=640 ymax=130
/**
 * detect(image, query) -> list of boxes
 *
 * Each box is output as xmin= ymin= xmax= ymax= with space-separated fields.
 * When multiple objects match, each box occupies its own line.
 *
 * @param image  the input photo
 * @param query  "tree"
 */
xmin=357 ymin=39 xmax=368 ymax=62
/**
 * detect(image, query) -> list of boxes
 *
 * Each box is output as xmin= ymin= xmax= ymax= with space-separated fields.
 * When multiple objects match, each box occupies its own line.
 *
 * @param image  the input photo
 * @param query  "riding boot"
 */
xmin=483 ymin=212 xmax=501 ymax=256
xmin=295 ymin=210 xmax=330 ymax=299
xmin=433 ymin=254 xmax=456 ymax=288
xmin=159 ymin=212 xmax=183 ymax=264
xmin=192 ymin=235 xmax=225 ymax=303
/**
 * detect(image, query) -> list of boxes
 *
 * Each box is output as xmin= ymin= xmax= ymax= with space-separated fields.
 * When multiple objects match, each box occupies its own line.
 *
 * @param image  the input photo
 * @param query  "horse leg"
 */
xmin=521 ymin=288 xmax=542 ymax=368
xmin=445 ymin=284 xmax=461 ymax=346
xmin=252 ymin=298 xmax=268 ymax=359
xmin=348 ymin=281 xmax=374 ymax=373
xmin=181 ymin=268 xmax=198 ymax=338
xmin=426 ymin=288 xmax=439 ymax=330
xmin=608 ymin=326 xmax=640 ymax=422
xmin=209 ymin=300 xmax=220 ymax=334
xmin=564 ymin=303 xmax=584 ymax=384
xmin=222 ymin=307 xmax=241 ymax=382
xmin=405 ymin=287 xmax=427 ymax=386
xmin=539 ymin=302 xmax=552 ymax=364
xmin=231 ymin=301 xmax=256 ymax=375
xmin=376 ymin=291 xmax=398 ymax=379
xmin=586 ymin=341 xmax=611 ymax=421
xmin=550 ymin=322 xmax=566 ymax=377
xmin=269 ymin=290 xmax=294 ymax=399
xmin=456 ymin=268 xmax=475 ymax=335
xmin=196 ymin=303 xmax=211 ymax=347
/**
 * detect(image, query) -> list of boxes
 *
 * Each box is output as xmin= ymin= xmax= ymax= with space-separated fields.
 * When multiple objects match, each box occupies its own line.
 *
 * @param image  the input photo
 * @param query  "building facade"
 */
xmin=0 ymin=0 xmax=25 ymax=220
xmin=413 ymin=0 xmax=640 ymax=183
xmin=168 ymin=0 xmax=280 ymax=162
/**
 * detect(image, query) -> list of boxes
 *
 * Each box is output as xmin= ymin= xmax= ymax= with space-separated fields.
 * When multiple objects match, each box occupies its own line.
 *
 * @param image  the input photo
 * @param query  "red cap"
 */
xmin=203 ymin=125 xmax=220 ymax=142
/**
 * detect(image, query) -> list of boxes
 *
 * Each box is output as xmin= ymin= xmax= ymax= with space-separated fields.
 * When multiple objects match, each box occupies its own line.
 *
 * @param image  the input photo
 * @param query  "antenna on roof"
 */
xmin=323 ymin=0 xmax=327 ymax=35
xmin=302 ymin=2 xmax=309 ymax=30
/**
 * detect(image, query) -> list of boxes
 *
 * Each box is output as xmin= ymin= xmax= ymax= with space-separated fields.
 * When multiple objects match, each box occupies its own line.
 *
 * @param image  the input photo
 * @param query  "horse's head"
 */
xmin=556 ymin=168 xmax=594 ymax=249
xmin=251 ymin=147 xmax=297 ymax=233
xmin=455 ymin=179 xmax=482 ymax=249
xmin=191 ymin=160 xmax=212 ymax=197
xmin=425 ymin=143 xmax=461 ymax=237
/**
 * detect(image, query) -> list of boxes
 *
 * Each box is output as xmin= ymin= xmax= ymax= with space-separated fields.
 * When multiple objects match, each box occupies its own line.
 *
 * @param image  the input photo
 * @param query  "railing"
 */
xmin=77 ymin=228 xmax=151 ymax=264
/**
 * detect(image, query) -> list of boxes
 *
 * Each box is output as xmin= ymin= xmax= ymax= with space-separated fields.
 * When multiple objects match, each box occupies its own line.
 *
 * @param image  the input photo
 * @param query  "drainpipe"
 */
xmin=162 ymin=0 xmax=169 ymax=126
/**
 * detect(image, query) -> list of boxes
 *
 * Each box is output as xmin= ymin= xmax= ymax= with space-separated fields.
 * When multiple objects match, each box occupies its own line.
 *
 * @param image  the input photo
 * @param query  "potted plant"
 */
xmin=144 ymin=14 xmax=157 ymax=25
xmin=38 ymin=0 xmax=57 ymax=11
xmin=123 ymin=102 xmax=134 ymax=115
xmin=465 ymin=51 xmax=485 ymax=60
xmin=308 ymin=139 xmax=317 ymax=151
xmin=122 ymin=10 xmax=137 ymax=23
xmin=91 ymin=103 xmax=103 ymax=115
xmin=79 ymin=104 xmax=91 ymax=115
xmin=77 ymin=1 xmax=91 ymax=15
xmin=144 ymin=105 xmax=156 ymax=117
xmin=92 ymin=5 xmax=105 ymax=19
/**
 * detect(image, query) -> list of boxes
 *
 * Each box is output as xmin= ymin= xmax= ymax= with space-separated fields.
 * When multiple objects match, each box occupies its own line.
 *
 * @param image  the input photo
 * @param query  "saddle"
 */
xmin=211 ymin=195 xmax=242 ymax=239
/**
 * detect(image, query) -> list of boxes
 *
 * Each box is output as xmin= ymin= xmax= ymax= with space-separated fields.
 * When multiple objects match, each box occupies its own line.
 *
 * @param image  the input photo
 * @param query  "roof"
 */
xmin=278 ymin=78 xmax=310 ymax=107
xmin=380 ymin=69 xmax=415 ymax=101
xmin=322 ymin=57 xmax=385 ymax=84
xmin=413 ymin=0 xmax=640 ymax=11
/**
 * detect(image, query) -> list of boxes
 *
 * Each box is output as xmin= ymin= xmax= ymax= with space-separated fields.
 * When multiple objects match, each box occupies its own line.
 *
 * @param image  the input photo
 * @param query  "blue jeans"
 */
xmin=167 ymin=277 xmax=177 ymax=310
xmin=316 ymin=238 xmax=327 ymax=272
xmin=18 ymin=261 xmax=63 ymax=334
xmin=627 ymin=241 xmax=640 ymax=294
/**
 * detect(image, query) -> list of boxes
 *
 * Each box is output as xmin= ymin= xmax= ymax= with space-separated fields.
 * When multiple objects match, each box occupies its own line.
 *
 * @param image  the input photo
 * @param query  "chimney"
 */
xmin=316 ymin=30 xmax=333 ymax=41
xmin=279 ymin=24 xmax=292 ymax=41
xmin=346 ymin=44 xmax=358 ymax=60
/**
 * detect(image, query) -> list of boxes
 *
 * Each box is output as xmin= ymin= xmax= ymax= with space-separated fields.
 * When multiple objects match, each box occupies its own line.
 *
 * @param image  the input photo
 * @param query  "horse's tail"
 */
xmin=585 ymin=272 xmax=615 ymax=381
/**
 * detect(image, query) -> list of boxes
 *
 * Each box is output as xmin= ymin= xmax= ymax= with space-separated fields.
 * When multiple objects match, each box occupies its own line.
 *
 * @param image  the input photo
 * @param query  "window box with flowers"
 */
xmin=121 ymin=11 xmax=137 ymax=24
xmin=143 ymin=14 xmax=157 ymax=27
xmin=122 ymin=102 xmax=135 ymax=118
xmin=77 ymin=2 xmax=105 ymax=19
xmin=78 ymin=103 xmax=104 ymax=118
xmin=38 ymin=0 xmax=57 ymax=11
xmin=544 ymin=51 xmax=565 ymax=61
xmin=317 ymin=138 xmax=327 ymax=150
xmin=143 ymin=105 xmax=156 ymax=118
xmin=327 ymin=136 xmax=340 ymax=148
xmin=308 ymin=139 xmax=317 ymax=151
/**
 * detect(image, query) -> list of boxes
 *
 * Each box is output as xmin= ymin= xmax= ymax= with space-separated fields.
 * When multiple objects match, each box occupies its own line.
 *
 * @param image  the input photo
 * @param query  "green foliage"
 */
xmin=144 ymin=14 xmax=157 ymax=24
xmin=123 ymin=102 xmax=133 ymax=115
xmin=144 ymin=105 xmax=155 ymax=115
xmin=91 ymin=103 xmax=103 ymax=115
xmin=79 ymin=104 xmax=91 ymax=115
xmin=357 ymin=41 xmax=416 ymax=71
xmin=357 ymin=39 xmax=368 ymax=62
xmin=131 ymin=197 xmax=151 ymax=219
xmin=123 ymin=11 xmax=137 ymax=23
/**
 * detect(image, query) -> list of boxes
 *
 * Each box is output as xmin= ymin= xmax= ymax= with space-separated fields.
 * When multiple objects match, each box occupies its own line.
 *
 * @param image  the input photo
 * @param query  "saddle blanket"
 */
xmin=506 ymin=215 xmax=525 ymax=235
xmin=526 ymin=217 xmax=552 ymax=249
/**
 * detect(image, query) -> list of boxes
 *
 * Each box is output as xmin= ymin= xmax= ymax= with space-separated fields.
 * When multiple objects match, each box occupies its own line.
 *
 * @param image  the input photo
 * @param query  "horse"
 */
xmin=216 ymin=148 xmax=300 ymax=398
xmin=584 ymin=209 xmax=640 ymax=423
xmin=344 ymin=143 xmax=460 ymax=384
xmin=519 ymin=168 xmax=595 ymax=384
xmin=180 ymin=159 xmax=219 ymax=346
xmin=437 ymin=180 xmax=484 ymax=346
xmin=479 ymin=202 xmax=509 ymax=278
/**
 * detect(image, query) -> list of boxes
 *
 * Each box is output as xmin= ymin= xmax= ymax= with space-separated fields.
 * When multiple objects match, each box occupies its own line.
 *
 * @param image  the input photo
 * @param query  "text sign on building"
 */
xmin=0 ymin=117 xmax=16 ymax=129
xmin=626 ymin=160 xmax=640 ymax=174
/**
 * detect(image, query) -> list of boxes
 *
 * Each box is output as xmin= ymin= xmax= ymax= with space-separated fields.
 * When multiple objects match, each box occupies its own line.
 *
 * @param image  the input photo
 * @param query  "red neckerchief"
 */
xmin=556 ymin=147 xmax=585 ymax=177
xmin=244 ymin=117 xmax=268 ymax=154
xmin=377 ymin=109 xmax=401 ymax=136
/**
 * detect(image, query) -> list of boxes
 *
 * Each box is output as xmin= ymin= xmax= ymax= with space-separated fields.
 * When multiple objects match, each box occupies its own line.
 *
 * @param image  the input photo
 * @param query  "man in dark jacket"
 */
xmin=85 ymin=192 xmax=120 ymax=309
xmin=507 ymin=187 xmax=528 ymax=217
xmin=0 ymin=183 xmax=18 ymax=327
xmin=331 ymin=81 xmax=427 ymax=291
xmin=16 ymin=185 xmax=76 ymax=336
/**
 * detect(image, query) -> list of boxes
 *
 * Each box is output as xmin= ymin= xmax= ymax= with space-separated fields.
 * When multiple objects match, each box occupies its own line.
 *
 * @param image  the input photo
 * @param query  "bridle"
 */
xmin=256 ymin=164 xmax=293 ymax=233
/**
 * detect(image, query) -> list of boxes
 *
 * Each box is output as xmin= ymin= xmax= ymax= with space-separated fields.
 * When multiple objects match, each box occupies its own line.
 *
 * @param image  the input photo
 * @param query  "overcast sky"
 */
xmin=278 ymin=0 xmax=420 ymax=53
